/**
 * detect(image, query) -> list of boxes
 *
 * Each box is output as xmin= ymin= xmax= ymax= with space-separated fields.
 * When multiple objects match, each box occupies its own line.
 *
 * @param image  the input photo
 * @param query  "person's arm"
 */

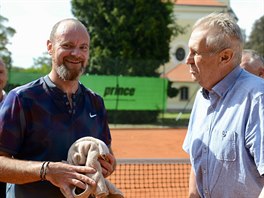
xmin=0 ymin=151 xmax=96 ymax=198
xmin=189 ymin=167 xmax=201 ymax=198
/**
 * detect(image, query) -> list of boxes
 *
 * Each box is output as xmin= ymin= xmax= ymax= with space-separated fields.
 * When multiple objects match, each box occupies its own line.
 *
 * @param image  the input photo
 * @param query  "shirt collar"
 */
xmin=43 ymin=75 xmax=82 ymax=96
xmin=212 ymin=66 xmax=243 ymax=98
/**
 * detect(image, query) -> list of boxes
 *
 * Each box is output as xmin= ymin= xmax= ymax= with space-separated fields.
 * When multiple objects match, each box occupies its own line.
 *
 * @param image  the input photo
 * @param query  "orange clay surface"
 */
xmin=110 ymin=128 xmax=189 ymax=159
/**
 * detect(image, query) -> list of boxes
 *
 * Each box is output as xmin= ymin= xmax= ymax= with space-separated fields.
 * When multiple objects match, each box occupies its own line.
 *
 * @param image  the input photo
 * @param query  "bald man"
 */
xmin=0 ymin=18 xmax=116 ymax=198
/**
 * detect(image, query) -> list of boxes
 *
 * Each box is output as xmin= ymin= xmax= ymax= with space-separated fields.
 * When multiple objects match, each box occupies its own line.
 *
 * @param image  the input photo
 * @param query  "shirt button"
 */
xmin=203 ymin=147 xmax=207 ymax=152
xmin=203 ymin=169 xmax=206 ymax=174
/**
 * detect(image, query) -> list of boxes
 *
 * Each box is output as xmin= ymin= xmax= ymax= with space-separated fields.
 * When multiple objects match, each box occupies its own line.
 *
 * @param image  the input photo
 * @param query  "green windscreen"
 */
xmin=80 ymin=75 xmax=167 ymax=110
xmin=8 ymin=72 xmax=43 ymax=85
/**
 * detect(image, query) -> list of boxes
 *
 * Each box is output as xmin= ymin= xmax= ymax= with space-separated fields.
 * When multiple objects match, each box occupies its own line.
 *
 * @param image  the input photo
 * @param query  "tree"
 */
xmin=71 ymin=0 xmax=184 ymax=124
xmin=245 ymin=15 xmax=264 ymax=56
xmin=29 ymin=52 xmax=51 ymax=74
xmin=71 ymin=0 xmax=184 ymax=76
xmin=0 ymin=15 xmax=16 ymax=68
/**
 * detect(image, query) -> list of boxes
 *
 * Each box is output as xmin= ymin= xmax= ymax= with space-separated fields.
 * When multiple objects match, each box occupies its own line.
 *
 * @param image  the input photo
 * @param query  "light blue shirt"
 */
xmin=183 ymin=66 xmax=264 ymax=198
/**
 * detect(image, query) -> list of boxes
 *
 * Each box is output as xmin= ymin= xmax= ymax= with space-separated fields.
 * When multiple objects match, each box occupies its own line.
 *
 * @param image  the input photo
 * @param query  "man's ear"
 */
xmin=47 ymin=40 xmax=52 ymax=55
xmin=219 ymin=48 xmax=233 ymax=64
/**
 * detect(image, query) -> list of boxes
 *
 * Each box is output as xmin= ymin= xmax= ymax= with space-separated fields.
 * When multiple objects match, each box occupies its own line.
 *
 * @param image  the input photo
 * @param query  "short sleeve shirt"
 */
xmin=183 ymin=67 xmax=264 ymax=198
xmin=0 ymin=75 xmax=112 ymax=197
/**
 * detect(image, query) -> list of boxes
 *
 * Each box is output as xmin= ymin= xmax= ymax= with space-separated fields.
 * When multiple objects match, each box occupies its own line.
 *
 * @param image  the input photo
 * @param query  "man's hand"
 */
xmin=45 ymin=162 xmax=96 ymax=198
xmin=98 ymin=153 xmax=116 ymax=178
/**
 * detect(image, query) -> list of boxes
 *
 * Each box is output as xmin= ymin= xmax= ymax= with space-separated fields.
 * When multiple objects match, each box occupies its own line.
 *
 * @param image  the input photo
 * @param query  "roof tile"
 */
xmin=175 ymin=0 xmax=225 ymax=6
xmin=162 ymin=63 xmax=193 ymax=82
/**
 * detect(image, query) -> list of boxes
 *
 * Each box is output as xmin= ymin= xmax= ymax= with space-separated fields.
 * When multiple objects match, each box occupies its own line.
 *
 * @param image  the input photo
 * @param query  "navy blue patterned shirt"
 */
xmin=0 ymin=75 xmax=112 ymax=197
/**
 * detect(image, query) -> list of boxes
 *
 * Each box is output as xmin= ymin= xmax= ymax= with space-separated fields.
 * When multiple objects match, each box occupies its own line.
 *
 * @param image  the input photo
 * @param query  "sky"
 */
xmin=0 ymin=0 xmax=263 ymax=68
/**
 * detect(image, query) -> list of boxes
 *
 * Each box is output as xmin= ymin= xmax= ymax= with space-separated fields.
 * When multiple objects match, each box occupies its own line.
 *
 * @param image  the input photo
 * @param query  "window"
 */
xmin=180 ymin=86 xmax=189 ymax=100
xmin=175 ymin=47 xmax=186 ymax=61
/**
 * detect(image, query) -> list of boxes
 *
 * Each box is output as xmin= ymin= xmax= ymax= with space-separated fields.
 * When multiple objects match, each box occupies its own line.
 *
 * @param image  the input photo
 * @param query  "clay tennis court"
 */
xmin=110 ymin=128 xmax=188 ymax=159
xmin=108 ymin=128 xmax=190 ymax=198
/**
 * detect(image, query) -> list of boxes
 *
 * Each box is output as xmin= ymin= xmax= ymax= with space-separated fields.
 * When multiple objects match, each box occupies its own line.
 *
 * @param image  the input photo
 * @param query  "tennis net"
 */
xmin=108 ymin=158 xmax=191 ymax=198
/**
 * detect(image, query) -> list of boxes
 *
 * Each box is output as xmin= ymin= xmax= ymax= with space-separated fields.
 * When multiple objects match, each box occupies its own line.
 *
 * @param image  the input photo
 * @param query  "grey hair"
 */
xmin=193 ymin=12 xmax=243 ymax=65
xmin=242 ymin=49 xmax=264 ymax=67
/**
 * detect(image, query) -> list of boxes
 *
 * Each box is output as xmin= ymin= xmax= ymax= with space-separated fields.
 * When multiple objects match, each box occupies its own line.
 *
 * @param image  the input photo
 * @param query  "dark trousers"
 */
xmin=0 ymin=182 xmax=6 ymax=198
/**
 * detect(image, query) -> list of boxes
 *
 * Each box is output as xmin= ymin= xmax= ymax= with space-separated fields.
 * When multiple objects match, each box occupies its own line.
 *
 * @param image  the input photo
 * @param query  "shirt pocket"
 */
xmin=213 ymin=130 xmax=237 ymax=161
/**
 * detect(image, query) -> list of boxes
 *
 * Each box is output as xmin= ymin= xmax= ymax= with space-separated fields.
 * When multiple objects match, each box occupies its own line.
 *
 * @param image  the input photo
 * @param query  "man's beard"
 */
xmin=56 ymin=64 xmax=85 ymax=81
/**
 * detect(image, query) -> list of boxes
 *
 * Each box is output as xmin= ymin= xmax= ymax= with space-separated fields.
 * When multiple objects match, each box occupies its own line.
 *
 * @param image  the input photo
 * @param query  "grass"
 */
xmin=158 ymin=112 xmax=190 ymax=128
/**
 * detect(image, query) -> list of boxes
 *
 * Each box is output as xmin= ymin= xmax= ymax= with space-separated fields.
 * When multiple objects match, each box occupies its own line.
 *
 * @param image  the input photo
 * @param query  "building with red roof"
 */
xmin=162 ymin=0 xmax=237 ymax=111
